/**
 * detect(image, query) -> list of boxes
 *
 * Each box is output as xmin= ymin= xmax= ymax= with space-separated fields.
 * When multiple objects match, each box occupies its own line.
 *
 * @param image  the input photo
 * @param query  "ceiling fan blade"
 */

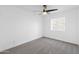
xmin=46 ymin=9 xmax=58 ymax=12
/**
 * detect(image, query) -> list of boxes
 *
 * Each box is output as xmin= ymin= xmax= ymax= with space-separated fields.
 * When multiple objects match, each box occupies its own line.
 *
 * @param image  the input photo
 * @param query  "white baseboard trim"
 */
xmin=0 ymin=36 xmax=42 ymax=52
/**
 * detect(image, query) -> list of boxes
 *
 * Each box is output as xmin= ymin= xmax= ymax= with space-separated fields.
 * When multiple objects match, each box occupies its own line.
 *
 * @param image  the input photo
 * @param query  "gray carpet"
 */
xmin=0 ymin=37 xmax=79 ymax=54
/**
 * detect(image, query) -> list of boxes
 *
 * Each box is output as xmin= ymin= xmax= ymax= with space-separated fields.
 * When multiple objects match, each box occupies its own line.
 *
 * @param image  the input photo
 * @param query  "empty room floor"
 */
xmin=0 ymin=37 xmax=79 ymax=54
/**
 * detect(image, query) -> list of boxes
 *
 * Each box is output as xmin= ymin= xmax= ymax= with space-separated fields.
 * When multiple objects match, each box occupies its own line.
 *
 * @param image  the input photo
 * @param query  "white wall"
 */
xmin=77 ymin=8 xmax=79 ymax=44
xmin=43 ymin=7 xmax=79 ymax=45
xmin=0 ymin=6 xmax=42 ymax=51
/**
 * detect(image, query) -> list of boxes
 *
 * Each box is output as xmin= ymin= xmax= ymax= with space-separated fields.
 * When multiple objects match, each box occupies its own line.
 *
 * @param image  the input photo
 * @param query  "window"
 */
xmin=51 ymin=17 xmax=65 ymax=32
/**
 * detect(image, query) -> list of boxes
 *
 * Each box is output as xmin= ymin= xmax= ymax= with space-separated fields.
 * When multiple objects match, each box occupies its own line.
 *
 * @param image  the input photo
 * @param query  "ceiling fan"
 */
xmin=42 ymin=5 xmax=58 ymax=15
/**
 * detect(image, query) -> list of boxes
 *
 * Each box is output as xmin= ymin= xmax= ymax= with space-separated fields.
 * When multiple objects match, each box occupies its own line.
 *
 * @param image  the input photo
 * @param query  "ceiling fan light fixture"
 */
xmin=43 ymin=12 xmax=47 ymax=15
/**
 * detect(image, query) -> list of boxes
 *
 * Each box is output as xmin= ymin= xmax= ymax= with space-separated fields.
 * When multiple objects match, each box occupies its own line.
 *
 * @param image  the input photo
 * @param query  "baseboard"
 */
xmin=0 ymin=36 xmax=42 ymax=52
xmin=43 ymin=36 xmax=79 ymax=46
